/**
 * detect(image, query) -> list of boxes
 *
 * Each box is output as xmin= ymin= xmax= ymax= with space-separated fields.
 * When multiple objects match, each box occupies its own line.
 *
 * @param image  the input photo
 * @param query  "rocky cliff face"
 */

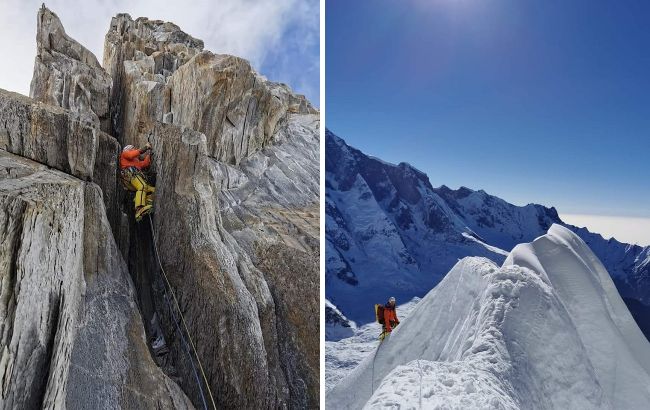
xmin=0 ymin=6 xmax=318 ymax=409
xmin=0 ymin=145 xmax=192 ymax=409
xmin=30 ymin=7 xmax=112 ymax=132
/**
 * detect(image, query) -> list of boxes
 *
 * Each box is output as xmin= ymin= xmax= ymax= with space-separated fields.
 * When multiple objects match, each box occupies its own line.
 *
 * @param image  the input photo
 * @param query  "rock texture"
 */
xmin=103 ymin=13 xmax=204 ymax=143
xmin=144 ymin=109 xmax=319 ymax=408
xmin=30 ymin=7 xmax=112 ymax=132
xmin=0 ymin=150 xmax=192 ymax=409
xmin=168 ymin=52 xmax=316 ymax=164
xmin=1 ymin=6 xmax=318 ymax=409
xmin=0 ymin=89 xmax=121 ymax=232
xmin=103 ymin=13 xmax=316 ymax=165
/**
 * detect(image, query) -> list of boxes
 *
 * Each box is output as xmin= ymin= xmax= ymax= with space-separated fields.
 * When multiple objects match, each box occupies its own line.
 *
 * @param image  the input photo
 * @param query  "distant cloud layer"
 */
xmin=562 ymin=214 xmax=650 ymax=247
xmin=0 ymin=0 xmax=319 ymax=104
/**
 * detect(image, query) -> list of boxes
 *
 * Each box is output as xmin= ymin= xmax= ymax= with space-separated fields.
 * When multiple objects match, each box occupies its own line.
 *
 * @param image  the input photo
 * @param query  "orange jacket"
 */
xmin=383 ymin=305 xmax=399 ymax=332
xmin=120 ymin=149 xmax=151 ymax=170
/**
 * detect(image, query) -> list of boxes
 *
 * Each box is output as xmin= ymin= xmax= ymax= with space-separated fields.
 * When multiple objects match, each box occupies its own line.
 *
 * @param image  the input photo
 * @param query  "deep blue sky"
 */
xmin=326 ymin=0 xmax=650 ymax=218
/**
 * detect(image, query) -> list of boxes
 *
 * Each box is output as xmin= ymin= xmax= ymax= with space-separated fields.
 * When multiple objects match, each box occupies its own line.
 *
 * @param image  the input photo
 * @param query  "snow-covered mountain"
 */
xmin=325 ymin=299 xmax=357 ymax=341
xmin=326 ymin=129 xmax=650 ymax=327
xmin=327 ymin=225 xmax=650 ymax=409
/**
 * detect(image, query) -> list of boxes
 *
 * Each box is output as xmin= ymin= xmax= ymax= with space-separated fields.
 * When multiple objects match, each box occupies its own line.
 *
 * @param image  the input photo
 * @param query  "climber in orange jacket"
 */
xmin=383 ymin=297 xmax=400 ymax=333
xmin=119 ymin=143 xmax=155 ymax=221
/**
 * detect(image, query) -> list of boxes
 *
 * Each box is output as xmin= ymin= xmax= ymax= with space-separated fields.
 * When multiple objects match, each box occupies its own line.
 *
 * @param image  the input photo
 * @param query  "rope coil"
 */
xmin=148 ymin=215 xmax=218 ymax=410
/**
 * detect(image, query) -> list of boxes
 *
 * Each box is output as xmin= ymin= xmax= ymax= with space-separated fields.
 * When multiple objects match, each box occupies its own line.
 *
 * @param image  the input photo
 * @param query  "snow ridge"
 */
xmin=327 ymin=225 xmax=650 ymax=409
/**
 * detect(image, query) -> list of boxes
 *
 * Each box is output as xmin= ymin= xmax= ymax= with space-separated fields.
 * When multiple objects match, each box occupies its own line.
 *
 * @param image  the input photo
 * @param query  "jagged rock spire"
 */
xmin=30 ymin=6 xmax=112 ymax=132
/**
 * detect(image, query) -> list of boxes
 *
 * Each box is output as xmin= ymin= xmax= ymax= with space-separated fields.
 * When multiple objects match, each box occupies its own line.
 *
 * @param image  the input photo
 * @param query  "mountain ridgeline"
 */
xmin=325 ymin=129 xmax=650 ymax=334
xmin=0 ymin=7 xmax=318 ymax=409
xmin=327 ymin=225 xmax=650 ymax=409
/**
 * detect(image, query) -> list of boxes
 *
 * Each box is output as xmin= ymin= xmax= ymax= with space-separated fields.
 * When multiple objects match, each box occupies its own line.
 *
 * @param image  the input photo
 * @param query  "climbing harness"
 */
xmin=120 ymin=167 xmax=155 ymax=222
xmin=119 ymin=142 xmax=155 ymax=222
xmin=148 ymin=214 xmax=218 ymax=410
xmin=120 ymin=167 xmax=138 ymax=191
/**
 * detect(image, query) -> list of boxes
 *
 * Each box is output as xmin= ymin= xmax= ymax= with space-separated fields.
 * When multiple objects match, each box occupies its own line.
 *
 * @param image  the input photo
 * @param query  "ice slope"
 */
xmin=327 ymin=225 xmax=650 ymax=409
xmin=505 ymin=224 xmax=650 ymax=409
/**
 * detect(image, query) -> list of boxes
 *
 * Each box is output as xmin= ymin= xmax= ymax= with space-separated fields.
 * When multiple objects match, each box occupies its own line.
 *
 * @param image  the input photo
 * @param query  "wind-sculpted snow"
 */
xmin=505 ymin=224 xmax=650 ymax=409
xmin=327 ymin=225 xmax=650 ymax=409
xmin=367 ymin=360 xmax=519 ymax=410
xmin=569 ymin=226 xmax=650 ymax=305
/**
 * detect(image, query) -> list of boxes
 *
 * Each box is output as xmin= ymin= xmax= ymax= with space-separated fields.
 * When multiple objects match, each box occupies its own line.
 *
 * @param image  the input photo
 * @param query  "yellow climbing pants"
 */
xmin=129 ymin=173 xmax=155 ymax=208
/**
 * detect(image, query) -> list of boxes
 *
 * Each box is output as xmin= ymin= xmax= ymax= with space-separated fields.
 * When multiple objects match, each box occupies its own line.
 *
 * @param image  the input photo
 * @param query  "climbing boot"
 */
xmin=151 ymin=335 xmax=169 ymax=356
xmin=135 ymin=204 xmax=153 ymax=222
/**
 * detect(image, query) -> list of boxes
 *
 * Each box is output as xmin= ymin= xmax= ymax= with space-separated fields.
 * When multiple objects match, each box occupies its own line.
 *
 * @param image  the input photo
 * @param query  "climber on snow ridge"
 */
xmin=119 ymin=143 xmax=155 ymax=221
xmin=375 ymin=297 xmax=400 ymax=340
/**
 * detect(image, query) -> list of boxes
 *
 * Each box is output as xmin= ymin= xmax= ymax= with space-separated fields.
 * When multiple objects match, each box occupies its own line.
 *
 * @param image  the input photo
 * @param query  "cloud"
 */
xmin=561 ymin=214 xmax=650 ymax=247
xmin=0 ymin=0 xmax=319 ymax=103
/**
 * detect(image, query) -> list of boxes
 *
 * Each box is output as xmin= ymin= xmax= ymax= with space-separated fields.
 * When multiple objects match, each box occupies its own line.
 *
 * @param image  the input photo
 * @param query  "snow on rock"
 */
xmin=462 ymin=232 xmax=509 ymax=256
xmin=327 ymin=225 xmax=650 ymax=409
xmin=326 ymin=299 xmax=357 ymax=341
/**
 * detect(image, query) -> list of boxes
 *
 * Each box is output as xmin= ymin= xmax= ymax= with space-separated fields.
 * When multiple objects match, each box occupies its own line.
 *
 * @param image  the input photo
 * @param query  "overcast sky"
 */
xmin=0 ymin=0 xmax=319 ymax=104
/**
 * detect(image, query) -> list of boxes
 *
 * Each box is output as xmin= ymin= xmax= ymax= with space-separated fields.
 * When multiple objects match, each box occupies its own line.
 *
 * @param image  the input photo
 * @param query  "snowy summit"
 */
xmin=327 ymin=225 xmax=650 ymax=409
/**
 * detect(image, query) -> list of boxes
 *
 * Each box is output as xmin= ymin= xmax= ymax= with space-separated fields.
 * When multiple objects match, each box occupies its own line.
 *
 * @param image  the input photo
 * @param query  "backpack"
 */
xmin=375 ymin=304 xmax=385 ymax=325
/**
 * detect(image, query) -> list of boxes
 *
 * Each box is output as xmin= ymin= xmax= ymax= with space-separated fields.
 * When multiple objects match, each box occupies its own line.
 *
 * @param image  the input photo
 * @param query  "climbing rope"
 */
xmin=416 ymin=359 xmax=423 ymax=409
xmin=161 ymin=282 xmax=208 ymax=410
xmin=148 ymin=214 xmax=218 ymax=410
xmin=371 ymin=333 xmax=386 ymax=395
